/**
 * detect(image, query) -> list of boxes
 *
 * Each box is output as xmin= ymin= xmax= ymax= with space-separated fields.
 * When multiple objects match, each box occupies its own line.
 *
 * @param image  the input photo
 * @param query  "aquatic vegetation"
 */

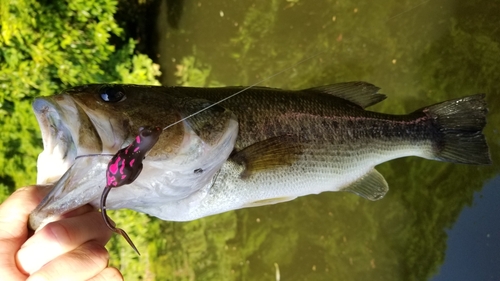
xmin=0 ymin=0 xmax=160 ymax=194
xmin=2 ymin=0 xmax=499 ymax=280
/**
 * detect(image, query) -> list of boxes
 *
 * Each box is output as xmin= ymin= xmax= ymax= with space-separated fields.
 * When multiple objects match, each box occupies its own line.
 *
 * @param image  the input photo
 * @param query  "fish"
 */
xmin=28 ymin=82 xmax=491 ymax=230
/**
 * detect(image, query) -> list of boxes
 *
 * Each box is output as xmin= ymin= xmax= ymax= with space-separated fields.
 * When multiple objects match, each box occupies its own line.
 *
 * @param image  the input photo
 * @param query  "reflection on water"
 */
xmin=431 ymin=175 xmax=500 ymax=281
xmin=113 ymin=0 xmax=500 ymax=280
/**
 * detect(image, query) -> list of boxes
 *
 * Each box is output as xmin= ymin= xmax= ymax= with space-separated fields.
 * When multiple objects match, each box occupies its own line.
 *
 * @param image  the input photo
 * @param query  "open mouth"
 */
xmin=29 ymin=91 xmax=114 ymax=230
xmin=32 ymin=96 xmax=78 ymax=184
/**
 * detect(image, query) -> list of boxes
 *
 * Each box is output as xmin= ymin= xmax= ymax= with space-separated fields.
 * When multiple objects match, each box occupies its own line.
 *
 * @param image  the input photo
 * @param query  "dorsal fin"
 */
xmin=306 ymin=82 xmax=386 ymax=108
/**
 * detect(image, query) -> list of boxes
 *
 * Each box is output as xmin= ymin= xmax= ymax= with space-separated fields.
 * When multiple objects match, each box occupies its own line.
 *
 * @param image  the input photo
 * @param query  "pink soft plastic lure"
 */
xmin=101 ymin=126 xmax=162 ymax=255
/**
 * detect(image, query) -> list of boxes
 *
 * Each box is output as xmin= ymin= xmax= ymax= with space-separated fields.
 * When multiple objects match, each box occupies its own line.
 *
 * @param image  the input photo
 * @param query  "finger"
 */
xmin=26 ymin=241 xmax=109 ymax=281
xmin=34 ymin=203 xmax=97 ymax=233
xmin=88 ymin=267 xmax=124 ymax=281
xmin=0 ymin=185 xmax=52 ymax=280
xmin=17 ymin=210 xmax=113 ymax=274
xmin=0 ymin=185 xmax=51 ymax=235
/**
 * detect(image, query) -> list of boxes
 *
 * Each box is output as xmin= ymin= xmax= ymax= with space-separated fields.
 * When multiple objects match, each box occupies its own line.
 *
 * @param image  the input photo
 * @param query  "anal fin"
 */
xmin=242 ymin=196 xmax=297 ymax=208
xmin=342 ymin=169 xmax=388 ymax=201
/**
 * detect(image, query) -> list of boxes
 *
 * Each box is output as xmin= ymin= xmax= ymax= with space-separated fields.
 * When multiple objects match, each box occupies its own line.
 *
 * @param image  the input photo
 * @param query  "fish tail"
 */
xmin=421 ymin=94 xmax=491 ymax=165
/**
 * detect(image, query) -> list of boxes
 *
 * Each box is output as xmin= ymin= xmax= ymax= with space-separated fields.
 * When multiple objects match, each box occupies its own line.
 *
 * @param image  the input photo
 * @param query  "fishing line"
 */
xmin=68 ymin=4 xmax=430 ymax=255
xmin=74 ymin=0 xmax=425 ymax=159
xmin=75 ymin=153 xmax=114 ymax=159
xmin=387 ymin=0 xmax=430 ymax=21
xmin=73 ymin=52 xmax=323 ymax=160
xmin=159 ymin=0 xmax=430 ymax=132
xmin=65 ymin=0 xmax=430 ymax=160
xmin=161 ymin=51 xmax=324 ymax=132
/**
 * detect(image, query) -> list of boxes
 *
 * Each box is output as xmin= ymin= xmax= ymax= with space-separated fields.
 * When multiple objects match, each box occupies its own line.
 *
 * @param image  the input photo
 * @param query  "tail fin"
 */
xmin=423 ymin=94 xmax=491 ymax=165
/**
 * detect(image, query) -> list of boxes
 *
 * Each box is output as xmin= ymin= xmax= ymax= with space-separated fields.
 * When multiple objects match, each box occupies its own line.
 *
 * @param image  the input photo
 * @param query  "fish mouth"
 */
xmin=29 ymin=85 xmax=240 ymax=229
xmin=33 ymin=96 xmax=79 ymax=184
xmin=30 ymin=93 xmax=111 ymax=230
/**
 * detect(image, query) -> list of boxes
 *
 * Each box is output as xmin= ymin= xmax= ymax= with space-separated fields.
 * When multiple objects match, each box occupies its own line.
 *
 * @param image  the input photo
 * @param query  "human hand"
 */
xmin=0 ymin=185 xmax=123 ymax=281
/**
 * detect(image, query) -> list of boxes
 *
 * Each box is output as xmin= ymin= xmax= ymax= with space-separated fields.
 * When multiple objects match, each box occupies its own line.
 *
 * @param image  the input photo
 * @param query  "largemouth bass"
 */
xmin=28 ymin=82 xmax=490 ymax=230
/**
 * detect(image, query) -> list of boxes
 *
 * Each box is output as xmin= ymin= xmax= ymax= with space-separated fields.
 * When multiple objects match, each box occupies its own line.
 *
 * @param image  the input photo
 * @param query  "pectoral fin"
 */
xmin=231 ymin=135 xmax=304 ymax=178
xmin=342 ymin=169 xmax=388 ymax=200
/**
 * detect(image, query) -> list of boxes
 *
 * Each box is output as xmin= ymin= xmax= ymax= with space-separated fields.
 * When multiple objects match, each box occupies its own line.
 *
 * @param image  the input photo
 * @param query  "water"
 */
xmin=431 ymin=175 xmax=500 ymax=281
xmin=138 ymin=0 xmax=500 ymax=280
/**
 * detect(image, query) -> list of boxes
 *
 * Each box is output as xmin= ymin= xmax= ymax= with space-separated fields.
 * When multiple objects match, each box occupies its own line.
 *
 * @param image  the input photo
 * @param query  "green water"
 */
xmin=121 ymin=0 xmax=500 ymax=280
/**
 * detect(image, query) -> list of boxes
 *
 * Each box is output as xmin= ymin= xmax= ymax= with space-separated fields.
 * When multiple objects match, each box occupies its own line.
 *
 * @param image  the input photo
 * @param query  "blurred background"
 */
xmin=0 ymin=0 xmax=499 ymax=280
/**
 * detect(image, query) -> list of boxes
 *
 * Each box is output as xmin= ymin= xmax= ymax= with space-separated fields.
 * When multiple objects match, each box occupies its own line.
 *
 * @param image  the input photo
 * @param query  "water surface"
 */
xmin=117 ymin=1 xmax=500 ymax=280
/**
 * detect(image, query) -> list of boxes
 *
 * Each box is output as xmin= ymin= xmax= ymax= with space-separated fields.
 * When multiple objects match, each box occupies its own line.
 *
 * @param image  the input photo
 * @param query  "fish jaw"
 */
xmin=33 ymin=95 xmax=104 ymax=184
xmin=30 ymin=92 xmax=117 ymax=229
xmin=29 ymin=156 xmax=108 ymax=230
xmin=30 ymin=89 xmax=131 ymax=229
xmin=28 ymin=117 xmax=239 ymax=230
xmin=29 ymin=85 xmax=240 ymax=230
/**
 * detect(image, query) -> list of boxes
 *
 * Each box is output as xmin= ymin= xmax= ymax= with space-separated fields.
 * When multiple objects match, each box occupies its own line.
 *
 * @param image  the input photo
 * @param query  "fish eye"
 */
xmin=140 ymin=128 xmax=153 ymax=137
xmin=99 ymin=85 xmax=126 ymax=102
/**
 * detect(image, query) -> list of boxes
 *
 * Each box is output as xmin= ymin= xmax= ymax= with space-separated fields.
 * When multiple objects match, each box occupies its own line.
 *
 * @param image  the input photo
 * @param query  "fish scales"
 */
xmin=170 ymin=87 xmax=437 ymax=219
xmin=28 ymin=83 xmax=490 ymax=229
xmin=179 ymin=86 xmax=432 ymax=146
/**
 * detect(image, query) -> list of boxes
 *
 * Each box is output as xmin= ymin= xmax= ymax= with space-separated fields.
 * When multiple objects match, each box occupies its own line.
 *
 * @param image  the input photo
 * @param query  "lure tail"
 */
xmin=100 ymin=186 xmax=141 ymax=255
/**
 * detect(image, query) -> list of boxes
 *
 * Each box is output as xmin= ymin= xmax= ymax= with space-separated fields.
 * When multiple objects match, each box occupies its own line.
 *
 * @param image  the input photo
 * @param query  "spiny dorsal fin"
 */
xmin=342 ymin=168 xmax=388 ymax=200
xmin=307 ymin=82 xmax=386 ymax=108
xmin=231 ymin=135 xmax=304 ymax=178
